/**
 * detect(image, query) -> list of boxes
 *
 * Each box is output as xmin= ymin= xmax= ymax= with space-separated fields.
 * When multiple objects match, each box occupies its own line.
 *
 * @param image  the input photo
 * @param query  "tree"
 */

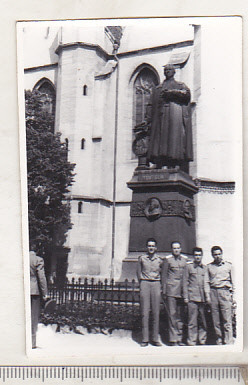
xmin=25 ymin=89 xmax=75 ymax=280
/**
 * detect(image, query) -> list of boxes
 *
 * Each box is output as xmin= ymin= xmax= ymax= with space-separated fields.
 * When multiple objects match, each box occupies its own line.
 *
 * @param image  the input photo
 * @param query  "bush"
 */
xmin=41 ymin=302 xmax=141 ymax=333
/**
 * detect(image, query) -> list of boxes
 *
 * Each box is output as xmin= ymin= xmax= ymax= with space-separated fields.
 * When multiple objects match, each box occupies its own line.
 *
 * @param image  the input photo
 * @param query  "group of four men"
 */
xmin=137 ymin=239 xmax=234 ymax=347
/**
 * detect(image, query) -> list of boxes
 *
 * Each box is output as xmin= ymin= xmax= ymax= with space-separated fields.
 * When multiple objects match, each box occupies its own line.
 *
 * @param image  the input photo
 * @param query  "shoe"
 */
xmin=150 ymin=341 xmax=162 ymax=347
xmin=140 ymin=342 xmax=148 ymax=347
xmin=216 ymin=338 xmax=222 ymax=345
xmin=187 ymin=342 xmax=196 ymax=346
xmin=178 ymin=342 xmax=186 ymax=346
xmin=168 ymin=342 xmax=178 ymax=346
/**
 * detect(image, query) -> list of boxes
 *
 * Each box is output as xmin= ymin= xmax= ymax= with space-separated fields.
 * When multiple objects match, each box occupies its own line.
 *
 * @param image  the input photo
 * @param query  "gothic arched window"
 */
xmin=133 ymin=67 xmax=159 ymax=127
xmin=132 ymin=66 xmax=159 ymax=157
xmin=33 ymin=78 xmax=56 ymax=115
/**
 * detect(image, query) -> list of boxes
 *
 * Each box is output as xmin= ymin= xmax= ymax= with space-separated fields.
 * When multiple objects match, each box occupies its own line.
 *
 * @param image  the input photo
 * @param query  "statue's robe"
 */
xmin=146 ymin=79 xmax=193 ymax=166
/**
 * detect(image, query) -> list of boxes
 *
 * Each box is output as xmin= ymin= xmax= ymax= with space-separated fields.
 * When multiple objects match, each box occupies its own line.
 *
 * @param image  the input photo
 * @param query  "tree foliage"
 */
xmin=25 ymin=89 xmax=75 ymax=273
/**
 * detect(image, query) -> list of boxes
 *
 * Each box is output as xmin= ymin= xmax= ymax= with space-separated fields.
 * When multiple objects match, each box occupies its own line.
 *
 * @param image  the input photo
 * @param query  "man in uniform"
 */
xmin=30 ymin=249 xmax=48 ymax=348
xmin=161 ymin=241 xmax=187 ymax=346
xmin=205 ymin=246 xmax=234 ymax=345
xmin=137 ymin=238 xmax=163 ymax=347
xmin=183 ymin=247 xmax=210 ymax=346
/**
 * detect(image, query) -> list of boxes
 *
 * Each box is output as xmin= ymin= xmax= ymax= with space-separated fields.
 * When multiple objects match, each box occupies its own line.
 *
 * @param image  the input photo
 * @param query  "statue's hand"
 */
xmin=161 ymin=88 xmax=190 ymax=104
xmin=171 ymin=89 xmax=187 ymax=95
xmin=160 ymin=89 xmax=170 ymax=98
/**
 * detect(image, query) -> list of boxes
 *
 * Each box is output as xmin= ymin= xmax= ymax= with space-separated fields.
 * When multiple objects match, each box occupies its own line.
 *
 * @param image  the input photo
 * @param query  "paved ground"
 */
xmin=30 ymin=323 xmax=224 ymax=357
xmin=32 ymin=324 xmax=169 ymax=356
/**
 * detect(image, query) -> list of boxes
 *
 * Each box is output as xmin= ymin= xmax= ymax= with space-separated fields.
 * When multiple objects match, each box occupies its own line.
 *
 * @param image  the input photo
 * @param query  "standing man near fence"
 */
xmin=30 ymin=249 xmax=48 ymax=348
xmin=161 ymin=241 xmax=188 ymax=346
xmin=205 ymin=246 xmax=234 ymax=345
xmin=137 ymin=238 xmax=163 ymax=347
xmin=183 ymin=247 xmax=210 ymax=346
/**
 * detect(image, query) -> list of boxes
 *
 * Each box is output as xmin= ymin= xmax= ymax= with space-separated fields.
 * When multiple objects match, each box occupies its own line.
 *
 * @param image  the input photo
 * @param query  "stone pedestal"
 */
xmin=119 ymin=168 xmax=198 ymax=281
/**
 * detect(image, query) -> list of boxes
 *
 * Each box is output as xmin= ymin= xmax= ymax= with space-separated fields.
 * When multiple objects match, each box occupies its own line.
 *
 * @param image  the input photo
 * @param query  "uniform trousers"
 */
xmin=210 ymin=288 xmax=233 ymax=344
xmin=187 ymin=301 xmax=207 ymax=345
xmin=167 ymin=297 xmax=185 ymax=343
xmin=31 ymin=295 xmax=40 ymax=348
xmin=140 ymin=280 xmax=161 ymax=342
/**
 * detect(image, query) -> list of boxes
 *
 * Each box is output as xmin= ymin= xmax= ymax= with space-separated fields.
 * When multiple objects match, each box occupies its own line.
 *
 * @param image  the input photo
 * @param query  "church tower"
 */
xmin=54 ymin=27 xmax=122 ymax=278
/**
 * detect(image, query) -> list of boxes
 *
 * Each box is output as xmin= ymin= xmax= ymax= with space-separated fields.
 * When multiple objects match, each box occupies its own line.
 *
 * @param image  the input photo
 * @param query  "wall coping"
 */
xmin=194 ymin=178 xmax=235 ymax=194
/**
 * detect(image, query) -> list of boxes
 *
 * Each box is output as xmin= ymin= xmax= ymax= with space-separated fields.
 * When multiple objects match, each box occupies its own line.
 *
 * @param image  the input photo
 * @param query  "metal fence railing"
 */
xmin=48 ymin=278 xmax=140 ymax=308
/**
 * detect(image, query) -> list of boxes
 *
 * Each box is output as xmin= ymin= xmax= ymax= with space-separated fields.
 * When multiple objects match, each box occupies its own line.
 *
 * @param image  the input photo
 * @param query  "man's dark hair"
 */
xmin=211 ymin=245 xmax=223 ymax=254
xmin=146 ymin=238 xmax=157 ymax=246
xmin=193 ymin=247 xmax=203 ymax=255
xmin=171 ymin=241 xmax=181 ymax=248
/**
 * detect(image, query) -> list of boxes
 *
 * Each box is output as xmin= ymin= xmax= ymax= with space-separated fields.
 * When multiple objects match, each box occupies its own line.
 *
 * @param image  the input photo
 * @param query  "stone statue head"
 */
xmin=163 ymin=64 xmax=176 ymax=78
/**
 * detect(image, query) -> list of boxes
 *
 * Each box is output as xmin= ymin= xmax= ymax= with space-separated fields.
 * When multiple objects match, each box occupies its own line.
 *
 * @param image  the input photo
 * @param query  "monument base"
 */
xmin=119 ymin=168 xmax=198 ymax=281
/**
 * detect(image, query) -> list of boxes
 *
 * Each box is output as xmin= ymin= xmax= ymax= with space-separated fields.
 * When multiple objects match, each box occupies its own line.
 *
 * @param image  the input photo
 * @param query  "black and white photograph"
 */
xmin=17 ymin=17 xmax=242 ymax=357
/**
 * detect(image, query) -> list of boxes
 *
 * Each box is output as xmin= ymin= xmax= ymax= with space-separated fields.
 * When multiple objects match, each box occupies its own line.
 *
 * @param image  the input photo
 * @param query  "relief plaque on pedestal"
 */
xmin=119 ymin=169 xmax=198 ymax=281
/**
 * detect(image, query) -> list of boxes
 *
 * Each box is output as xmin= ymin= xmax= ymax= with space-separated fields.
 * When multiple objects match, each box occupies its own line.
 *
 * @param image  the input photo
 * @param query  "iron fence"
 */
xmin=48 ymin=278 xmax=140 ymax=308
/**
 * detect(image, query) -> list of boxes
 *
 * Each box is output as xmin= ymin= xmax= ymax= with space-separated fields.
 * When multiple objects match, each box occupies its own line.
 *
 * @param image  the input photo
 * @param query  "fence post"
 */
xmin=97 ymin=280 xmax=101 ymax=305
xmin=117 ymin=282 xmax=121 ymax=306
xmin=83 ymin=278 xmax=87 ymax=302
xmin=70 ymin=277 xmax=75 ymax=306
xmin=91 ymin=278 xmax=94 ymax=304
xmin=124 ymin=279 xmax=128 ymax=307
xmin=131 ymin=279 xmax=136 ymax=314
xmin=104 ymin=278 xmax=108 ymax=306
xmin=64 ymin=277 xmax=69 ymax=309
xmin=110 ymin=279 xmax=114 ymax=308
xmin=78 ymin=277 xmax=81 ymax=304
xmin=58 ymin=279 xmax=62 ymax=306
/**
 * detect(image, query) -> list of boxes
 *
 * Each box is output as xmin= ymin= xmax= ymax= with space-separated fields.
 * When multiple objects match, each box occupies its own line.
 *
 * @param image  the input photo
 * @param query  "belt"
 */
xmin=210 ymin=286 xmax=230 ymax=290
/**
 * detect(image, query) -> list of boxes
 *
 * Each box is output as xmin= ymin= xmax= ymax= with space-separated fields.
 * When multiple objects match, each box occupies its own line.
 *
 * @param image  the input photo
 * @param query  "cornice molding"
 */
xmin=70 ymin=195 xmax=131 ymax=207
xmin=24 ymin=63 xmax=58 ymax=73
xmin=55 ymin=42 xmax=112 ymax=61
xmin=117 ymin=40 xmax=193 ymax=58
xmin=194 ymin=179 xmax=235 ymax=194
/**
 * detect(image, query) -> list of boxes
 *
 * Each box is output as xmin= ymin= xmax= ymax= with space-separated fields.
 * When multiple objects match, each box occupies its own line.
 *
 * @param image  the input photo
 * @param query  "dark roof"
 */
xmin=106 ymin=26 xmax=123 ymax=45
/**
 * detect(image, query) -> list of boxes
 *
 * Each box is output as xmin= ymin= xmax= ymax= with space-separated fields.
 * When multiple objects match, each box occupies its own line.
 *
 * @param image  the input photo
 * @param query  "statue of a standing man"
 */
xmin=145 ymin=64 xmax=193 ymax=170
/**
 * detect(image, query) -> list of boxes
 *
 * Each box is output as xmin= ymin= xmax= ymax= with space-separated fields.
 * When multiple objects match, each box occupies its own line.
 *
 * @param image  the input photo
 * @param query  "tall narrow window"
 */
xmin=132 ymin=67 xmax=159 ymax=157
xmin=83 ymin=85 xmax=88 ymax=96
xmin=133 ymin=67 xmax=159 ymax=126
xmin=65 ymin=138 xmax=69 ymax=150
xmin=81 ymin=138 xmax=85 ymax=149
xmin=64 ymin=138 xmax=69 ymax=160
xmin=78 ymin=201 xmax=83 ymax=213
xmin=34 ymin=78 xmax=56 ymax=115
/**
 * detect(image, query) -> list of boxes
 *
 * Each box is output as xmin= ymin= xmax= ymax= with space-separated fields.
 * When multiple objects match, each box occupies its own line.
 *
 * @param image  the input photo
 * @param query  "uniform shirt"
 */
xmin=183 ymin=262 xmax=208 ymax=302
xmin=30 ymin=251 xmax=48 ymax=296
xmin=161 ymin=254 xmax=187 ymax=298
xmin=205 ymin=261 xmax=233 ymax=294
xmin=137 ymin=253 xmax=162 ymax=281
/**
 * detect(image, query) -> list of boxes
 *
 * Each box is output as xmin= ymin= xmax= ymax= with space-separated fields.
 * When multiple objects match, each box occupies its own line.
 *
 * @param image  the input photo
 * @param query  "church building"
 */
xmin=21 ymin=18 xmax=242 ymax=280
